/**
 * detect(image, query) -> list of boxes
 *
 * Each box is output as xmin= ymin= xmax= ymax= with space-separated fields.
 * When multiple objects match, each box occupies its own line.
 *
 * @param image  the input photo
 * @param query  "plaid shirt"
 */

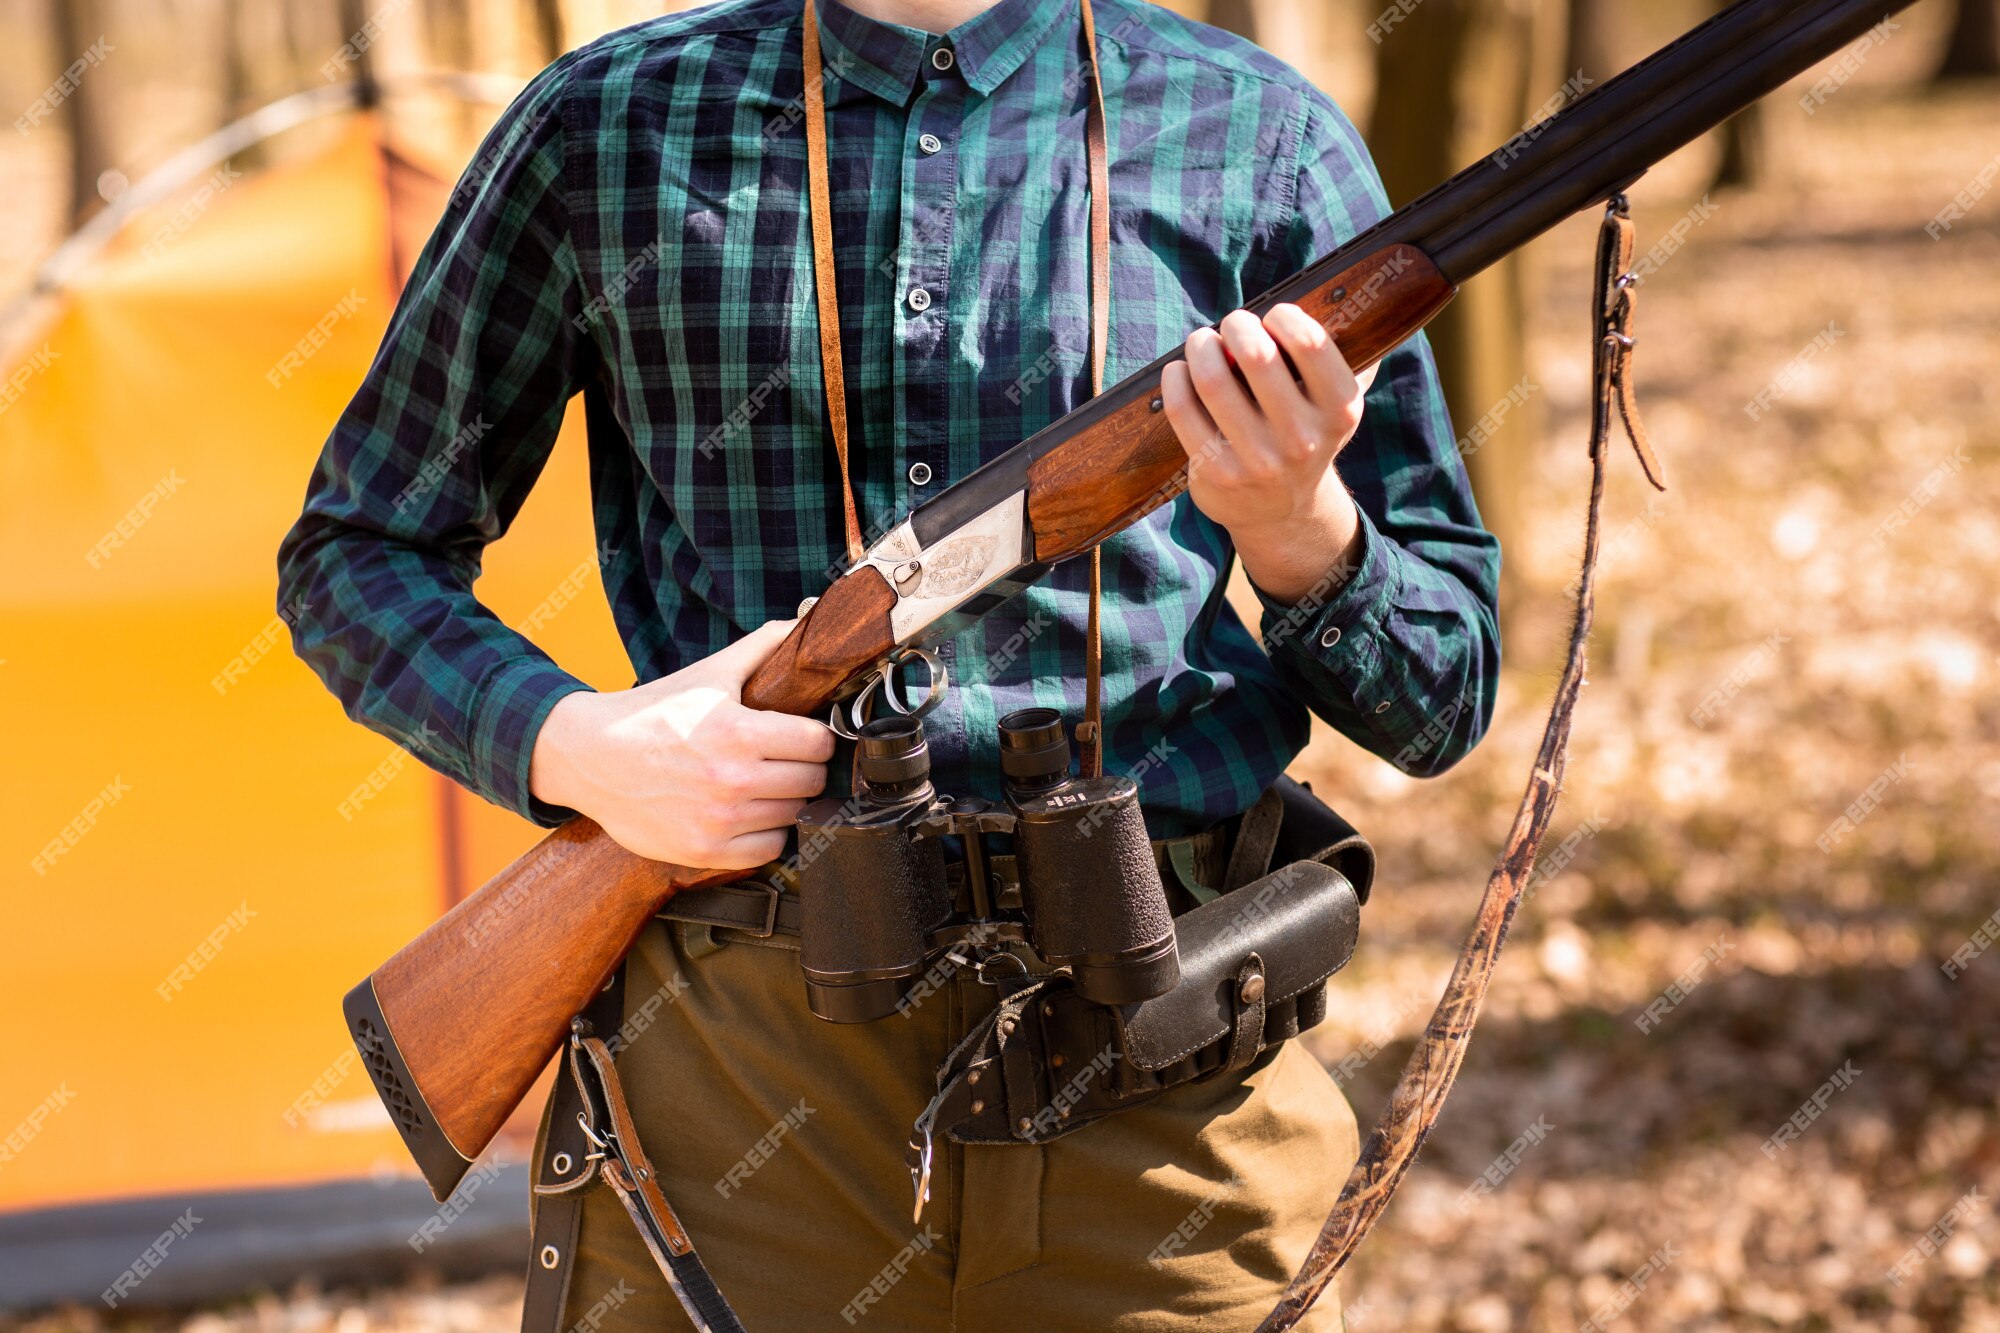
xmin=279 ymin=0 xmax=1500 ymax=836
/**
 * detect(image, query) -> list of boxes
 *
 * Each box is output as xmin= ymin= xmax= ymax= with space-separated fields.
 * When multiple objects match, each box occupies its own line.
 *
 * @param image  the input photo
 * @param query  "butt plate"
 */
xmin=343 ymin=976 xmax=474 ymax=1201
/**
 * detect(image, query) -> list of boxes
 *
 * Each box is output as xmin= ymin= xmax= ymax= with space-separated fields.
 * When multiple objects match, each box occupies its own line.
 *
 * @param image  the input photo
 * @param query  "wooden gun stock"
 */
xmin=348 ymin=569 xmax=901 ymax=1198
xmin=344 ymin=821 xmax=710 ymax=1195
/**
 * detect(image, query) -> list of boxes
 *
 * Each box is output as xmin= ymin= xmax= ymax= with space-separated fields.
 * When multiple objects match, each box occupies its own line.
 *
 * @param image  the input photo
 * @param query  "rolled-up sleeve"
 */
xmin=1253 ymin=92 xmax=1502 ymax=776
xmin=277 ymin=59 xmax=596 ymax=825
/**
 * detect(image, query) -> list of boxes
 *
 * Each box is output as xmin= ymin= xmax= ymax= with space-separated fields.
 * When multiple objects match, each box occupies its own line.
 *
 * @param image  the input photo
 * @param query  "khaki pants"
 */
xmin=529 ymin=917 xmax=1355 ymax=1331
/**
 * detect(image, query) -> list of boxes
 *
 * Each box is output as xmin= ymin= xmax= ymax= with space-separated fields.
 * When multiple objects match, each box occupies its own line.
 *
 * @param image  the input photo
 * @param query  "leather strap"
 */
xmin=520 ymin=973 xmax=625 ymax=1331
xmin=1223 ymin=953 xmax=1268 ymax=1076
xmin=658 ymin=820 xmax=1232 ymax=942
xmin=1221 ymin=785 xmax=1286 ymax=894
xmin=800 ymin=0 xmax=1113 ymax=768
xmin=1259 ymin=193 xmax=1669 ymax=1331
xmin=801 ymin=0 xmax=865 ymax=565
xmin=1595 ymin=199 xmax=1668 ymax=489
xmin=662 ymin=878 xmax=796 ymax=940
xmin=521 ymin=967 xmax=744 ymax=1332
xmin=1077 ymin=0 xmax=1112 ymax=779
xmin=570 ymin=1025 xmax=747 ymax=1332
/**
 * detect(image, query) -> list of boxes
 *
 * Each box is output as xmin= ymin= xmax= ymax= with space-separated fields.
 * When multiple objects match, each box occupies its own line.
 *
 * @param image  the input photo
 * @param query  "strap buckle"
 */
xmin=742 ymin=879 xmax=781 ymax=939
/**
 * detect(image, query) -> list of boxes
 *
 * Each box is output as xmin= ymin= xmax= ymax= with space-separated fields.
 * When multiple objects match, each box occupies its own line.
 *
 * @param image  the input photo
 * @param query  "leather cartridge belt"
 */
xmin=659 ymin=823 xmax=1234 ymax=945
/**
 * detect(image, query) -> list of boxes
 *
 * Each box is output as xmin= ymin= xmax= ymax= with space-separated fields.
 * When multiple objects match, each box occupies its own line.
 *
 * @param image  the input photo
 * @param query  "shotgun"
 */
xmin=346 ymin=0 xmax=1916 ymax=1200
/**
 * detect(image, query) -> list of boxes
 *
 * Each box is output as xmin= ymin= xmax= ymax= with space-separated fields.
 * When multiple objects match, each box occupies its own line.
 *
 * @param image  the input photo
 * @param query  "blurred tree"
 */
xmin=50 ymin=0 xmax=114 ymax=228
xmin=1935 ymin=0 xmax=2000 ymax=79
xmin=337 ymin=0 xmax=383 ymax=105
xmin=426 ymin=0 xmax=478 ymax=136
xmin=1368 ymin=0 xmax=1568 ymax=598
xmin=281 ymin=0 xmax=328 ymax=87
xmin=1704 ymin=0 xmax=1764 ymax=194
xmin=1576 ymin=1 xmax=1761 ymax=194
xmin=218 ymin=0 xmax=280 ymax=169
xmin=1205 ymin=0 xmax=1259 ymax=43
xmin=221 ymin=0 xmax=255 ymax=111
xmin=1711 ymin=107 xmax=1763 ymax=191
xmin=530 ymin=0 xmax=570 ymax=59
xmin=426 ymin=0 xmax=478 ymax=70
xmin=1564 ymin=0 xmax=1611 ymax=75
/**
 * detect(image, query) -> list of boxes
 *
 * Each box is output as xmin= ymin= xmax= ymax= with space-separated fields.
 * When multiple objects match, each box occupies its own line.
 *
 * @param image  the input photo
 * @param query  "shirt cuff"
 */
xmin=469 ymin=657 xmax=596 ymax=827
xmin=1251 ymin=502 xmax=1400 ymax=662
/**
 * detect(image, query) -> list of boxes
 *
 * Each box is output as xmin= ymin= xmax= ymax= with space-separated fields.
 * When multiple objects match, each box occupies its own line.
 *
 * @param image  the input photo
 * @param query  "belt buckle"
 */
xmin=738 ymin=878 xmax=782 ymax=938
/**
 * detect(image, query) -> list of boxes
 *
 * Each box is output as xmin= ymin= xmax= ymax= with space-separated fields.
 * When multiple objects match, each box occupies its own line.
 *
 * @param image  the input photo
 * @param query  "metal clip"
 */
xmin=576 ymin=1110 xmax=610 ymax=1164
xmin=972 ymin=951 xmax=1029 ymax=986
xmin=907 ymin=1089 xmax=946 ymax=1223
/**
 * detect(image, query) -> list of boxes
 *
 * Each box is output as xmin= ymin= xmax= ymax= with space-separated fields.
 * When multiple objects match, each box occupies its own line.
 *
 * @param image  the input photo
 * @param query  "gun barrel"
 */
xmin=1400 ymin=0 xmax=1909 ymax=283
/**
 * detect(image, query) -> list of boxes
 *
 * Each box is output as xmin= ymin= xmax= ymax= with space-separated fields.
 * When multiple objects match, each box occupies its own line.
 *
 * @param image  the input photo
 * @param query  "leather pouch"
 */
xmin=1114 ymin=858 xmax=1359 ymax=1077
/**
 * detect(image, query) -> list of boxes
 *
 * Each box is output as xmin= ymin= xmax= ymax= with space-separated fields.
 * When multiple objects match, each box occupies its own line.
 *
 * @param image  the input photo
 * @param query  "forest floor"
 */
xmin=10 ymin=67 xmax=1999 ymax=1333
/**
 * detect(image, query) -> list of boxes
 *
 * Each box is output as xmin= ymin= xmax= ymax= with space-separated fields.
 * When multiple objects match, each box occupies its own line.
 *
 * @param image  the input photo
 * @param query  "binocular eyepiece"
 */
xmin=795 ymin=706 xmax=1180 ymax=1023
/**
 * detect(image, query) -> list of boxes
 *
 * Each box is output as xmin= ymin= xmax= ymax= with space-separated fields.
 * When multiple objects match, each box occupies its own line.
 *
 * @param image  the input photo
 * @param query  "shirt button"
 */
xmin=1373 ymin=701 xmax=1392 ymax=714
xmin=907 ymin=287 xmax=932 ymax=312
xmin=919 ymin=133 xmax=943 ymax=155
xmin=931 ymin=45 xmax=955 ymax=71
xmin=908 ymin=462 xmax=933 ymax=486
xmin=1319 ymin=626 xmax=1342 ymax=649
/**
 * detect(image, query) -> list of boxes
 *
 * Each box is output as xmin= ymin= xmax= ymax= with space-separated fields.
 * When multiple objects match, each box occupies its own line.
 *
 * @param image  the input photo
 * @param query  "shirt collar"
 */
xmin=813 ymin=0 xmax=1078 ymax=104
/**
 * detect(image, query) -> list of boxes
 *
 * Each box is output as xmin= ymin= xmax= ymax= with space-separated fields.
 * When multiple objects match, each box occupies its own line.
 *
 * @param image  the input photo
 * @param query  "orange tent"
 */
xmin=0 ymin=102 xmax=626 ymax=1306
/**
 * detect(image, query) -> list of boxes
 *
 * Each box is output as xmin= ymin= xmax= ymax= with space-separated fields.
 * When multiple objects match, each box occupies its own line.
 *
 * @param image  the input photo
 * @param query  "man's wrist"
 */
xmin=1231 ymin=469 xmax=1363 ymax=605
xmin=527 ymin=690 xmax=593 ymax=812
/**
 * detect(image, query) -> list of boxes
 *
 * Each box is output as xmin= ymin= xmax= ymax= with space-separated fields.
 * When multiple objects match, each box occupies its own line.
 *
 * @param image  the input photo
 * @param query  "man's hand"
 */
xmin=528 ymin=620 xmax=836 ymax=869
xmin=1160 ymin=303 xmax=1374 ymax=605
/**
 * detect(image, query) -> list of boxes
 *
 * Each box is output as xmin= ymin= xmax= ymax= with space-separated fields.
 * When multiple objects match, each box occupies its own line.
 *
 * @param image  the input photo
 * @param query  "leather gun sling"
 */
xmin=522 ymin=970 xmax=747 ymax=1333
xmin=1259 ymin=195 xmax=1667 ymax=1330
xmin=805 ymin=0 xmax=1114 ymax=773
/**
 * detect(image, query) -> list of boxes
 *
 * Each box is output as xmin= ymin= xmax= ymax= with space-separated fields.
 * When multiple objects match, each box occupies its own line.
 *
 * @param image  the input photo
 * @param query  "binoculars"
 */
xmin=795 ymin=708 xmax=1180 ymax=1022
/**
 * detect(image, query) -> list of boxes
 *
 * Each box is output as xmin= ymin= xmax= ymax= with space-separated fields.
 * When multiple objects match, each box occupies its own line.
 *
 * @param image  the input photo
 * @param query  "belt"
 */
xmin=659 ymin=823 xmax=1233 ymax=943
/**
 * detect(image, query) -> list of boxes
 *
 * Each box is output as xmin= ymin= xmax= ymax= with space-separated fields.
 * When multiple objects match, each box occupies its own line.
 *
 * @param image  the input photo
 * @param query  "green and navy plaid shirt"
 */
xmin=279 ymin=0 xmax=1500 ymax=837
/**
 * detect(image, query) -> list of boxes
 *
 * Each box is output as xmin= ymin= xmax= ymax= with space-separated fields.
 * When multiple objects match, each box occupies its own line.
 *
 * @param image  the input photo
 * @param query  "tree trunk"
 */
xmin=50 ymin=0 xmax=115 ymax=228
xmin=425 ymin=0 xmax=476 ymax=135
xmin=1205 ymin=0 xmax=1259 ymax=44
xmin=530 ymin=0 xmax=569 ymax=60
xmin=280 ymin=0 xmax=324 ymax=89
xmin=1369 ymin=0 xmax=1556 ymax=604
xmin=221 ymin=0 xmax=254 ymax=112
xmin=1564 ymin=0 xmax=1614 ymax=78
xmin=425 ymin=0 xmax=477 ymax=69
xmin=337 ymin=0 xmax=383 ymax=107
xmin=1710 ymin=106 xmax=1763 ymax=191
xmin=1935 ymin=0 xmax=2000 ymax=79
